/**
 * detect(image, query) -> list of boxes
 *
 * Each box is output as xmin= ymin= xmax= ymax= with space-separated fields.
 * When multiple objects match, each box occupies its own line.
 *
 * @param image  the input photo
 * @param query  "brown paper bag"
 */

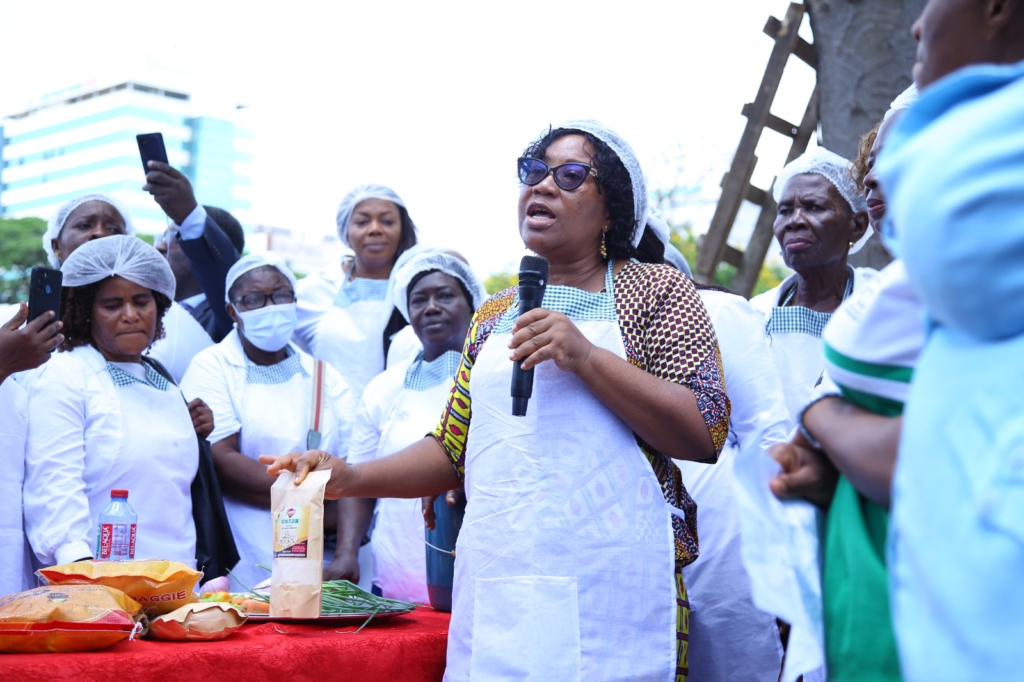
xmin=269 ymin=470 xmax=330 ymax=618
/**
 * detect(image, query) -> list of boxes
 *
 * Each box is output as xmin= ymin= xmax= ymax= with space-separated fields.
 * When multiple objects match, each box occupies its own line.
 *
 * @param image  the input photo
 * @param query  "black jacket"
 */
xmin=178 ymin=214 xmax=240 ymax=343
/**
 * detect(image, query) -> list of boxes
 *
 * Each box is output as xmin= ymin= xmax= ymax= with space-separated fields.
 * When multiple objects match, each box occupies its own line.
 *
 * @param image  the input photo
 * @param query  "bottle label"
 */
xmin=99 ymin=524 xmax=113 ymax=559
xmin=273 ymin=505 xmax=310 ymax=558
xmin=129 ymin=524 xmax=137 ymax=559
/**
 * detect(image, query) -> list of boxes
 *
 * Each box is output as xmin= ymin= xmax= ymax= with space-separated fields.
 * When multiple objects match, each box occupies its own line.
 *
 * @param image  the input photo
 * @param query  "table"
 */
xmin=0 ymin=609 xmax=450 ymax=682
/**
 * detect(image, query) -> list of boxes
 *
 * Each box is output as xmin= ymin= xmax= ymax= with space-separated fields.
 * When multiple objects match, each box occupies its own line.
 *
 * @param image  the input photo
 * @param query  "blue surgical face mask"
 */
xmin=236 ymin=303 xmax=297 ymax=352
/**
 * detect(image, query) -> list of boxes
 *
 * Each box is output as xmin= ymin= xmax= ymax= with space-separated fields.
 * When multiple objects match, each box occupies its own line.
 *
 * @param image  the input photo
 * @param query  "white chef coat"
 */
xmin=676 ymin=288 xmax=791 ymax=682
xmin=146 ymin=301 xmax=214 ymax=384
xmin=294 ymin=268 xmax=417 ymax=401
xmin=24 ymin=345 xmax=198 ymax=566
xmin=750 ymin=266 xmax=876 ymax=423
xmin=180 ymin=330 xmax=355 ymax=591
xmin=0 ymin=377 xmax=32 ymax=596
xmin=348 ymin=349 xmax=461 ymax=603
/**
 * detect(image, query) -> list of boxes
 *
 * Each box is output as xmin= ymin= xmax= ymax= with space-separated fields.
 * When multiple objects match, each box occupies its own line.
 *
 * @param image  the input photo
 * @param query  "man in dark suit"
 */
xmin=146 ymin=161 xmax=244 ymax=342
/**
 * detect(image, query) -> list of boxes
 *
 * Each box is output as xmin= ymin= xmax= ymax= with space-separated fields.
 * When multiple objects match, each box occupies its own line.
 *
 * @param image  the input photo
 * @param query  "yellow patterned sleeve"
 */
xmin=430 ymin=288 xmax=517 ymax=477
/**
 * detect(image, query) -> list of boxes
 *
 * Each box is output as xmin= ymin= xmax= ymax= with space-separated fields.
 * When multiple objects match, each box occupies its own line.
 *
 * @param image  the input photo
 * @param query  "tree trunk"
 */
xmin=806 ymin=0 xmax=926 ymax=269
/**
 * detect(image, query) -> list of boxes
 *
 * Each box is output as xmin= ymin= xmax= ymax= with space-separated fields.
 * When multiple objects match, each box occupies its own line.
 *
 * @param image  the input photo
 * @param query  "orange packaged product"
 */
xmin=38 ymin=560 xmax=201 ymax=615
xmin=0 ymin=585 xmax=143 ymax=653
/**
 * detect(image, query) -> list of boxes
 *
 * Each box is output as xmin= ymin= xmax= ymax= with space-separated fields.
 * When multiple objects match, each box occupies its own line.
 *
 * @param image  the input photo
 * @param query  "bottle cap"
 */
xmin=110 ymin=489 xmax=129 ymax=498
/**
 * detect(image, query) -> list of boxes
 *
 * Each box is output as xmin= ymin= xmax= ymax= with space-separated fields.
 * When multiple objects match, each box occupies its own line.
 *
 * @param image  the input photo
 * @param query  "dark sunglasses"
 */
xmin=518 ymin=157 xmax=599 ymax=191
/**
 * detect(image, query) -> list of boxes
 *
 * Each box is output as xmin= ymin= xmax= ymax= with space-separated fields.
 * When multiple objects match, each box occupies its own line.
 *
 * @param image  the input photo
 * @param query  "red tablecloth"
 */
xmin=0 ymin=609 xmax=450 ymax=682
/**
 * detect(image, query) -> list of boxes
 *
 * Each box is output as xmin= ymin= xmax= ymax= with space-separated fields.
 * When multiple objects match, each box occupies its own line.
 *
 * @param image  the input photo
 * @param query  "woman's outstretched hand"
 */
xmin=510 ymin=308 xmax=594 ymax=373
xmin=258 ymin=450 xmax=353 ymax=500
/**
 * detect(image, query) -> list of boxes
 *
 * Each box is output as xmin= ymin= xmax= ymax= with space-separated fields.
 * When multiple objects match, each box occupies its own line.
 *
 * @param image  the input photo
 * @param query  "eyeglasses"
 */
xmin=231 ymin=290 xmax=296 ymax=310
xmin=518 ymin=157 xmax=599 ymax=191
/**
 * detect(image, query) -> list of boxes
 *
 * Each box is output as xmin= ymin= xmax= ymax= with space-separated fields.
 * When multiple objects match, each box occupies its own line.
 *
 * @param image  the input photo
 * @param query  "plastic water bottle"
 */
xmin=96 ymin=489 xmax=137 ymax=561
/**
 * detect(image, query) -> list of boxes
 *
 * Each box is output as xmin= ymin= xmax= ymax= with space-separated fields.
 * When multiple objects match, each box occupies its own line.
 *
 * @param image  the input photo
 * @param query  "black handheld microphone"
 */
xmin=511 ymin=255 xmax=549 ymax=417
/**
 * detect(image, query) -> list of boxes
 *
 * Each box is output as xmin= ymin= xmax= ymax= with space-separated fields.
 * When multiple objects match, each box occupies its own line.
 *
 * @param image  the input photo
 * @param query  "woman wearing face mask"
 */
xmin=181 ymin=254 xmax=356 ymax=590
xmin=328 ymin=249 xmax=485 ymax=599
xmin=292 ymin=185 xmax=419 ymax=401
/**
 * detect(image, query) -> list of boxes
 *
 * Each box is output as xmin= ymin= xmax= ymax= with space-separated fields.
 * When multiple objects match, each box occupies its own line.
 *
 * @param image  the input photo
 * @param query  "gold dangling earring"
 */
xmin=600 ymin=231 xmax=608 ymax=260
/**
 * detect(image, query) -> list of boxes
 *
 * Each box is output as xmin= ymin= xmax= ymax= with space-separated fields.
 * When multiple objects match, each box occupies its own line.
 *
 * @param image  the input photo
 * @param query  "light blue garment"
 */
xmin=877 ymin=60 xmax=1024 ymax=680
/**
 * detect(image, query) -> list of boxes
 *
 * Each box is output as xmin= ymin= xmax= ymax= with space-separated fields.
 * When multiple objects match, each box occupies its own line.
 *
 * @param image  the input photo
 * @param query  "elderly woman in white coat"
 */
xmin=181 ymin=254 xmax=355 ymax=591
xmin=328 ymin=249 xmax=485 ymax=599
xmin=24 ymin=236 xmax=208 ymax=567
xmin=292 ymin=185 xmax=420 ymax=401
xmin=749 ymin=149 xmax=874 ymax=423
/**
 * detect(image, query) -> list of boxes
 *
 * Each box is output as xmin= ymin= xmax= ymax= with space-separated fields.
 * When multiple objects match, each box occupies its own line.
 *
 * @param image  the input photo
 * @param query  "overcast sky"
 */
xmin=0 ymin=0 xmax=815 ymax=276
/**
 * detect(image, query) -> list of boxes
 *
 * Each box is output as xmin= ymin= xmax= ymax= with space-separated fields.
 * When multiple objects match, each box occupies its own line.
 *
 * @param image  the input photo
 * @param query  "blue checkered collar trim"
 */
xmin=403 ymin=349 xmax=461 ymax=391
xmin=244 ymin=346 xmax=310 ymax=385
xmin=493 ymin=260 xmax=617 ymax=334
xmin=333 ymin=275 xmax=390 ymax=309
xmin=766 ymin=265 xmax=855 ymax=339
xmin=105 ymin=362 xmax=171 ymax=392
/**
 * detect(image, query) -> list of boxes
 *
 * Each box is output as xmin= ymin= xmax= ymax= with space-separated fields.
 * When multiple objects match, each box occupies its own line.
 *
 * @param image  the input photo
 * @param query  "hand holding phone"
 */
xmin=28 ymin=266 xmax=62 ymax=323
xmin=137 ymin=132 xmax=169 ymax=173
xmin=0 ymin=303 xmax=63 ymax=382
xmin=138 ymin=132 xmax=197 ymax=224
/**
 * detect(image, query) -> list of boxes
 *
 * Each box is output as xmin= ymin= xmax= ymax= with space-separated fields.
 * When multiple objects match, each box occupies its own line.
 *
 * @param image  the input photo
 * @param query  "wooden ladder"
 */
xmin=694 ymin=1 xmax=818 ymax=297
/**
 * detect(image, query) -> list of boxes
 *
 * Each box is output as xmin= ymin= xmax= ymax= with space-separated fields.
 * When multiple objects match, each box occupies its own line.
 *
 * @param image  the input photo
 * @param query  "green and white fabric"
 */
xmin=822 ymin=260 xmax=923 ymax=416
xmin=817 ymin=259 xmax=925 ymax=682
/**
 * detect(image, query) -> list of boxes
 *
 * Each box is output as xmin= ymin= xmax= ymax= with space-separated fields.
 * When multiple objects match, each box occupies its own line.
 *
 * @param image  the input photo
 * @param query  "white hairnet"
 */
xmin=224 ymin=252 xmax=298 ymax=303
xmin=884 ymin=84 xmax=919 ymax=122
xmin=335 ymin=184 xmax=407 ymax=247
xmin=773 ymin=147 xmax=871 ymax=253
xmin=645 ymin=208 xmax=693 ymax=276
xmin=553 ymin=120 xmax=649 ymax=248
xmin=44 ymin=192 xmax=136 ymax=267
xmin=60 ymin=234 xmax=175 ymax=301
xmin=391 ymin=248 xmax=487 ymax=322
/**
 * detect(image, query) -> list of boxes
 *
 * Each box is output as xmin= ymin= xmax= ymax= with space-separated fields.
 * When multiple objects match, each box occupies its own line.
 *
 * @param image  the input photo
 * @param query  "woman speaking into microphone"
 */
xmin=262 ymin=120 xmax=729 ymax=682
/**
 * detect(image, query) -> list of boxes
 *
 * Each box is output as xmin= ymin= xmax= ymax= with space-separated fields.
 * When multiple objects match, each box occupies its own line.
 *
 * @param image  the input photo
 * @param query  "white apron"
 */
xmin=371 ymin=375 xmax=454 ymax=603
xmin=446 ymin=264 xmax=678 ymax=682
xmin=312 ymin=278 xmax=392 ymax=401
xmin=224 ymin=371 xmax=311 ymax=591
xmin=102 ymin=371 xmax=198 ymax=566
xmin=751 ymin=267 xmax=874 ymax=423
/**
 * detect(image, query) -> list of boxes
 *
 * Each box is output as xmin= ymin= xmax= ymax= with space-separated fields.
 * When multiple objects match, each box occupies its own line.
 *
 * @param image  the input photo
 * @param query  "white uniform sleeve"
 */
xmin=23 ymin=360 xmax=95 ymax=565
xmin=346 ymin=372 xmax=393 ymax=465
xmin=705 ymin=292 xmax=792 ymax=451
xmin=320 ymin=364 xmax=356 ymax=461
xmin=180 ymin=347 xmax=240 ymax=445
xmin=293 ymin=271 xmax=337 ymax=354
xmin=386 ymin=325 xmax=422 ymax=369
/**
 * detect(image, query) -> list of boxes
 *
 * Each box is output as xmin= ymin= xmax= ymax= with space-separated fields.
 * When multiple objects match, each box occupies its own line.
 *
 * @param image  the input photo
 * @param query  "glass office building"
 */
xmin=0 ymin=81 xmax=252 ymax=234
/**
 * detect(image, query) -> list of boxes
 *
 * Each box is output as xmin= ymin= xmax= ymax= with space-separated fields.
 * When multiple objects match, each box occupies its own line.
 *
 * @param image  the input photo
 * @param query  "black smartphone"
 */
xmin=27 ymin=267 xmax=63 ymax=323
xmin=137 ymin=132 xmax=169 ymax=174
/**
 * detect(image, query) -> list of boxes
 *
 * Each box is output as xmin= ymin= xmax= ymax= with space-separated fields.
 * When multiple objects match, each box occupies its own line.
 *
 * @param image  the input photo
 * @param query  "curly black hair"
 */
xmin=522 ymin=127 xmax=637 ymax=261
xmin=58 ymin=279 xmax=171 ymax=352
